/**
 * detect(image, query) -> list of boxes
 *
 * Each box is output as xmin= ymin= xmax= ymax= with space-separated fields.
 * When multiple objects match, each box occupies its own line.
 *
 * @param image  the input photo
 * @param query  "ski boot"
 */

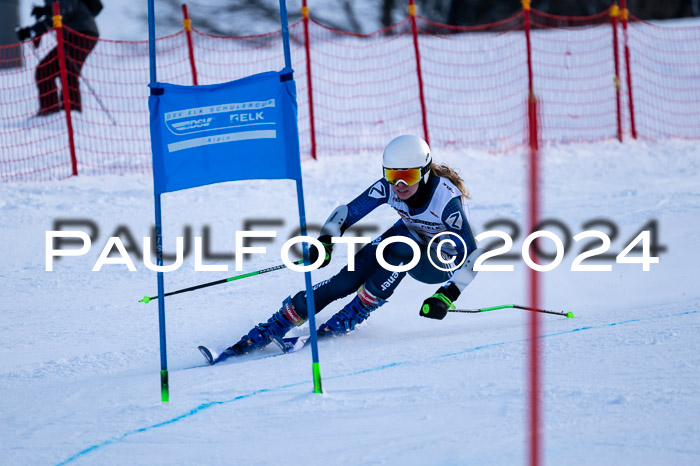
xmin=318 ymin=286 xmax=386 ymax=337
xmin=219 ymin=296 xmax=306 ymax=361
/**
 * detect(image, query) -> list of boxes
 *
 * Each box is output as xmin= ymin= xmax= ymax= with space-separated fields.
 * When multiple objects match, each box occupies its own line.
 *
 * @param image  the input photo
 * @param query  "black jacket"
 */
xmin=34 ymin=0 xmax=99 ymax=37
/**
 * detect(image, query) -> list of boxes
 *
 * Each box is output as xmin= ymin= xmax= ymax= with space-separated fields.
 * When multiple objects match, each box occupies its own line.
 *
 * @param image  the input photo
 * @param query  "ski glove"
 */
xmin=308 ymin=234 xmax=333 ymax=268
xmin=420 ymin=283 xmax=460 ymax=320
xmin=307 ymin=205 xmax=348 ymax=269
xmin=16 ymin=27 xmax=32 ymax=42
xmin=16 ymin=23 xmax=48 ymax=48
xmin=31 ymin=5 xmax=51 ymax=19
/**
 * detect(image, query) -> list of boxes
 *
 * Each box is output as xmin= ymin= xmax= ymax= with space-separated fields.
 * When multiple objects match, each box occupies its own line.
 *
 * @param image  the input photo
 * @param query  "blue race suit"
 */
xmin=287 ymin=175 xmax=477 ymax=321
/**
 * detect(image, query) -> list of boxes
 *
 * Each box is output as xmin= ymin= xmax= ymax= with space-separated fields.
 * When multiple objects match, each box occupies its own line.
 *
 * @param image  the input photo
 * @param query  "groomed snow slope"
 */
xmin=0 ymin=140 xmax=699 ymax=465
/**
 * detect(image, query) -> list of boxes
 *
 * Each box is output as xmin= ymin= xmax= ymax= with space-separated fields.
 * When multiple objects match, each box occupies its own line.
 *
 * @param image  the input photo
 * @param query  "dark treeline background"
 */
xmin=414 ymin=0 xmax=699 ymax=28
xmin=154 ymin=1 xmax=700 ymax=37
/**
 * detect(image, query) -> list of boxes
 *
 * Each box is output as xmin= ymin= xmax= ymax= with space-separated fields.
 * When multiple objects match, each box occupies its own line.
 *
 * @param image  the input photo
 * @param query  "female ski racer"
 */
xmin=216 ymin=135 xmax=482 ymax=361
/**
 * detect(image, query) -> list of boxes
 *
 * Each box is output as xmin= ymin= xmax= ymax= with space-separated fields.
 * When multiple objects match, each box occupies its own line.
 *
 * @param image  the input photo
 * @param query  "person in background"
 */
xmin=16 ymin=0 xmax=101 ymax=116
xmin=202 ymin=135 xmax=483 ymax=365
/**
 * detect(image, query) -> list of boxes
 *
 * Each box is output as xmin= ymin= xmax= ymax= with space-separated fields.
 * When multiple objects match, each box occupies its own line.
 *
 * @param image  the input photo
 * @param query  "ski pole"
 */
xmin=29 ymin=40 xmax=117 ymax=125
xmin=139 ymin=260 xmax=304 ymax=303
xmin=66 ymin=60 xmax=117 ymax=126
xmin=450 ymin=304 xmax=574 ymax=318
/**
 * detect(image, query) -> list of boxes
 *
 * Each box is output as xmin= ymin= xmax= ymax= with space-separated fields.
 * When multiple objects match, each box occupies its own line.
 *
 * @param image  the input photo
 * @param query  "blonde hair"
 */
xmin=430 ymin=163 xmax=471 ymax=199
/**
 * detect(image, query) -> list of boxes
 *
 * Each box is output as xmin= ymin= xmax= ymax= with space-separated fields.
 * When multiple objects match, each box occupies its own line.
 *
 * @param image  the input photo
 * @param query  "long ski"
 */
xmin=198 ymin=336 xmax=310 ymax=366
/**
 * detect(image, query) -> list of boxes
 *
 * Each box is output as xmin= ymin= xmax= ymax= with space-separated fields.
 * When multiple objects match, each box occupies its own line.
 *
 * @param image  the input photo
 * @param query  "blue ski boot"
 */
xmin=220 ymin=296 xmax=306 ymax=360
xmin=318 ymin=286 xmax=386 ymax=337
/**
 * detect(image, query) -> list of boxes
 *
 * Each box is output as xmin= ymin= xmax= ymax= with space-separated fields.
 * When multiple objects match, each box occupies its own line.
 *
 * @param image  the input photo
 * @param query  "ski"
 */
xmin=197 ymin=336 xmax=310 ymax=366
xmin=197 ymin=326 xmax=347 ymax=366
xmin=197 ymin=345 xmax=217 ymax=365
xmin=272 ymin=335 xmax=310 ymax=353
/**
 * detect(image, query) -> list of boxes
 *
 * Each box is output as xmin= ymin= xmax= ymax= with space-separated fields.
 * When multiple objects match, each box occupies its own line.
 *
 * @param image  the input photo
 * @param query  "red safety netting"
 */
xmin=306 ymin=18 xmax=423 ymax=156
xmin=189 ymin=24 xmax=312 ymax=157
xmin=72 ymin=30 xmax=190 ymax=178
xmin=1 ymin=34 xmax=74 ymax=182
xmin=625 ymin=15 xmax=700 ymax=141
xmin=1 ymin=29 xmax=192 ymax=181
xmin=416 ymin=13 xmax=527 ymax=152
xmin=2 ymin=8 xmax=700 ymax=183
xmin=530 ymin=9 xmax=621 ymax=145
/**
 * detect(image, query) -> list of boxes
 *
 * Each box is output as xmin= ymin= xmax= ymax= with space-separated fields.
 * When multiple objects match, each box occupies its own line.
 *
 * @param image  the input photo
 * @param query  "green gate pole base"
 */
xmin=312 ymin=362 xmax=323 ymax=394
xmin=161 ymin=369 xmax=169 ymax=403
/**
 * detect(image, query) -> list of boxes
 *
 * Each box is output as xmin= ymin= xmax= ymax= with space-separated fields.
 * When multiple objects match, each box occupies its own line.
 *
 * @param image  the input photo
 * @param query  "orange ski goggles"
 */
xmin=383 ymin=166 xmax=429 ymax=186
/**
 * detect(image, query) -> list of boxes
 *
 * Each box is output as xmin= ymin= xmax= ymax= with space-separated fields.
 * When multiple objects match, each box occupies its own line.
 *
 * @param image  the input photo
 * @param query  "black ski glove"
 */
xmin=16 ymin=27 xmax=32 ymax=42
xmin=420 ymin=283 xmax=460 ymax=320
xmin=308 ymin=234 xmax=333 ymax=268
xmin=17 ymin=23 xmax=48 ymax=48
xmin=31 ymin=5 xmax=51 ymax=19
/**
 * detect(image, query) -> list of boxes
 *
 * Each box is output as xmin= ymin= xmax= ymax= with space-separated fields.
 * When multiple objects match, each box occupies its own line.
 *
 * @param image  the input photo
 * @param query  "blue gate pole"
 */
xmin=279 ymin=0 xmax=322 ymax=393
xmin=154 ymin=196 xmax=169 ymax=402
xmin=295 ymin=180 xmax=322 ymax=393
xmin=148 ymin=0 xmax=169 ymax=403
xmin=279 ymin=0 xmax=293 ymax=69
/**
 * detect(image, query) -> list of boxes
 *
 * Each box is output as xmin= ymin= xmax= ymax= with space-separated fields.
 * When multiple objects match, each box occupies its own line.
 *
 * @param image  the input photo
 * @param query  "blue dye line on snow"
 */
xmin=57 ymin=309 xmax=698 ymax=465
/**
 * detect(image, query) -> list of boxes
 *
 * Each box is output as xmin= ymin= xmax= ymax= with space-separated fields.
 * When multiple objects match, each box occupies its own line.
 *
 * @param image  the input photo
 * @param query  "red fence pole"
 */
xmin=182 ymin=4 xmax=199 ymax=86
xmin=611 ymin=4 xmax=623 ymax=142
xmin=523 ymin=2 xmax=541 ymax=466
xmin=524 ymin=1 xmax=538 ymax=150
xmin=408 ymin=0 xmax=430 ymax=146
xmin=52 ymin=1 xmax=78 ymax=176
xmin=527 ymin=95 xmax=541 ymax=466
xmin=302 ymin=1 xmax=317 ymax=160
xmin=620 ymin=0 xmax=637 ymax=139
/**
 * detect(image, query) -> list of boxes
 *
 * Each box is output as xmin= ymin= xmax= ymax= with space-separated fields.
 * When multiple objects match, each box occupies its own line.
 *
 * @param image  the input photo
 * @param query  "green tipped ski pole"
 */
xmin=450 ymin=304 xmax=574 ymax=319
xmin=139 ymin=260 xmax=304 ymax=303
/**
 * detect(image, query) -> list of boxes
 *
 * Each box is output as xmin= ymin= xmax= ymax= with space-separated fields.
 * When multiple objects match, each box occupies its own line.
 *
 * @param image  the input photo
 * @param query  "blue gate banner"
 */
xmin=149 ymin=68 xmax=302 ymax=194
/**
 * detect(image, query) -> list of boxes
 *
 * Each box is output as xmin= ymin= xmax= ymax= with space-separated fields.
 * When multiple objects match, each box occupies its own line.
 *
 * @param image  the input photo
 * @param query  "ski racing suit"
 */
xmin=282 ymin=175 xmax=479 ymax=325
xmin=225 ymin=174 xmax=481 ymax=356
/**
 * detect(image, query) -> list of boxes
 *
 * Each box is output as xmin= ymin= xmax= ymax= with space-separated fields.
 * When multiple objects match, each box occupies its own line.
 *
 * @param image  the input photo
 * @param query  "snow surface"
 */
xmin=1 ymin=140 xmax=699 ymax=465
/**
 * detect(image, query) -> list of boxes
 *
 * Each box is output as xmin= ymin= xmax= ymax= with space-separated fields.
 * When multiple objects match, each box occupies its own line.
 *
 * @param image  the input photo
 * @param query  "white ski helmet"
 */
xmin=382 ymin=135 xmax=432 ymax=184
